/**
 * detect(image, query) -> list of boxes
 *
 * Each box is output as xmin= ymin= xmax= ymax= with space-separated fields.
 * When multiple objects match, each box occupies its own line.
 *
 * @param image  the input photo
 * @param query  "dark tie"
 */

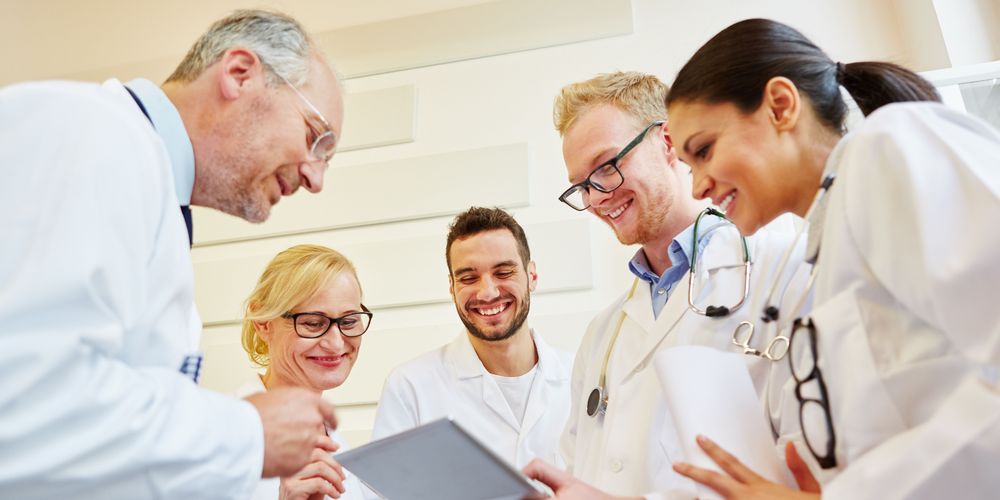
xmin=125 ymin=86 xmax=194 ymax=249
xmin=180 ymin=205 xmax=193 ymax=247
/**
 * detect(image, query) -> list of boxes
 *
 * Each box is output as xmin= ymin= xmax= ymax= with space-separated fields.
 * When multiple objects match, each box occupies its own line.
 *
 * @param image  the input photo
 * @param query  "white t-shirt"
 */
xmin=491 ymin=366 xmax=538 ymax=426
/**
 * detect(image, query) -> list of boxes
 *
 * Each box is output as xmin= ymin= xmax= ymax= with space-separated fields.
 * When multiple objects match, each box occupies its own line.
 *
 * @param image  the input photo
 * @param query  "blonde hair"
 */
xmin=553 ymin=71 xmax=669 ymax=136
xmin=241 ymin=244 xmax=361 ymax=367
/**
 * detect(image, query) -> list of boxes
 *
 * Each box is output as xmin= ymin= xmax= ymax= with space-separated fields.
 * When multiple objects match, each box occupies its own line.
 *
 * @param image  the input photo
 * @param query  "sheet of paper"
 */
xmin=335 ymin=418 xmax=548 ymax=500
xmin=654 ymin=345 xmax=795 ymax=499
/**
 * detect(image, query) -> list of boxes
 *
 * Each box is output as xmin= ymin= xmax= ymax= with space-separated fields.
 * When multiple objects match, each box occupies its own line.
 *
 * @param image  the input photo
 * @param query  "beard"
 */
xmin=612 ymin=189 xmax=672 ymax=246
xmin=457 ymin=289 xmax=531 ymax=343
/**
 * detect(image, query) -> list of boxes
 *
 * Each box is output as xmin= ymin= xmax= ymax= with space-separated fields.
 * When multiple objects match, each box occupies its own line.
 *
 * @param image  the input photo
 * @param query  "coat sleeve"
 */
xmin=0 ymin=84 xmax=263 ymax=500
xmin=369 ymin=368 xmax=421 ymax=442
xmin=822 ymin=104 xmax=1000 ymax=498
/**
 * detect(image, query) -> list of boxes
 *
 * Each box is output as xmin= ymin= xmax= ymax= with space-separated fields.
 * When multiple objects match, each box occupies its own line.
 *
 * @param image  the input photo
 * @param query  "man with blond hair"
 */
xmin=0 ymin=10 xmax=343 ymax=500
xmin=523 ymin=72 xmax=812 ymax=499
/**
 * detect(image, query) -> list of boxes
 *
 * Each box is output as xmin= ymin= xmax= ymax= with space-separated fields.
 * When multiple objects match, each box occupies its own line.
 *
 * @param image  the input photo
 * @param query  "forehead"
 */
xmin=561 ymin=104 xmax=643 ymax=177
xmin=296 ymin=271 xmax=361 ymax=313
xmin=449 ymin=229 xmax=522 ymax=270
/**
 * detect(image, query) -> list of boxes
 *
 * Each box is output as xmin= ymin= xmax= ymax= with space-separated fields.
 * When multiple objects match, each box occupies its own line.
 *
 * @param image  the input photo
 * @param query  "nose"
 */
xmin=319 ymin=326 xmax=346 ymax=349
xmin=476 ymin=276 xmax=501 ymax=302
xmin=692 ymin=171 xmax=713 ymax=201
xmin=586 ymin=185 xmax=613 ymax=209
xmin=298 ymin=161 xmax=326 ymax=194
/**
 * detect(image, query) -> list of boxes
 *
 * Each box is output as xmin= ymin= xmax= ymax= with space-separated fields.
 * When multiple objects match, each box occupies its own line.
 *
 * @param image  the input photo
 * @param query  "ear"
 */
xmin=448 ymin=273 xmax=456 ymax=299
xmin=253 ymin=319 xmax=274 ymax=344
xmin=660 ymin=120 xmax=679 ymax=167
xmin=217 ymin=47 xmax=266 ymax=101
xmin=762 ymin=77 xmax=801 ymax=132
xmin=526 ymin=261 xmax=538 ymax=292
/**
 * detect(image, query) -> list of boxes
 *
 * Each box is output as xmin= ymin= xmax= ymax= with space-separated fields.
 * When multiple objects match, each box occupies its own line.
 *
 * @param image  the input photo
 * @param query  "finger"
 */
xmin=314 ymin=434 xmax=341 ymax=453
xmin=318 ymin=399 xmax=338 ymax=430
xmin=785 ymin=442 xmax=821 ymax=493
xmin=301 ymin=477 xmax=341 ymax=498
xmin=696 ymin=435 xmax=763 ymax=484
xmin=672 ymin=461 xmax=739 ymax=498
xmin=297 ymin=459 xmax=346 ymax=490
xmin=522 ymin=458 xmax=570 ymax=491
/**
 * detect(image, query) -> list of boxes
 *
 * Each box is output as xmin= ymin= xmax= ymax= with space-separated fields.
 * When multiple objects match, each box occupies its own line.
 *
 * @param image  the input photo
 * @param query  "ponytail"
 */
xmin=667 ymin=19 xmax=941 ymax=131
xmin=838 ymin=61 xmax=940 ymax=116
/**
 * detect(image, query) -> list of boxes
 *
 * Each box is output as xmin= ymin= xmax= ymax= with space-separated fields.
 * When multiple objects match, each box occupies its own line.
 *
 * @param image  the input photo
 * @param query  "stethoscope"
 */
xmin=586 ymin=208 xmax=751 ymax=418
xmin=687 ymin=207 xmax=751 ymax=318
xmin=744 ymin=174 xmax=836 ymax=363
xmin=587 ymin=279 xmax=639 ymax=417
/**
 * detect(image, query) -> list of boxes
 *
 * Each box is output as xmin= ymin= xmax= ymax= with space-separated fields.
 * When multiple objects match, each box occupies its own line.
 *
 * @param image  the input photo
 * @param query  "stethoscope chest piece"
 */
xmin=587 ymin=386 xmax=608 ymax=417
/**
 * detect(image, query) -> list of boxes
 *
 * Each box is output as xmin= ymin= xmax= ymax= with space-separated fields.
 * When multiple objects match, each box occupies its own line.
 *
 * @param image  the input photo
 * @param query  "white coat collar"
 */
xmin=444 ymin=328 xmax=565 ymax=383
xmin=618 ymin=228 xmax=750 ymax=378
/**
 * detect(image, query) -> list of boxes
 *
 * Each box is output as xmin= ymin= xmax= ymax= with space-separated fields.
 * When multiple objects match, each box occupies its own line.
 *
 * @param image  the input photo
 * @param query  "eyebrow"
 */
xmin=681 ymin=131 xmax=703 ymax=158
xmin=569 ymin=146 xmax=618 ymax=183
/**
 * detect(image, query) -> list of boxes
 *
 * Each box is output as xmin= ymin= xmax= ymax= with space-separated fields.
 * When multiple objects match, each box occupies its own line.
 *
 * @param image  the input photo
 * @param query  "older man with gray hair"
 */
xmin=0 ymin=10 xmax=344 ymax=500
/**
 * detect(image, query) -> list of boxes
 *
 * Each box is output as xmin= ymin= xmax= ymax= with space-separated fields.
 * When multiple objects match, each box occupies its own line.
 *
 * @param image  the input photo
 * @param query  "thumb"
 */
xmin=785 ymin=442 xmax=821 ymax=493
xmin=522 ymin=459 xmax=570 ymax=491
xmin=318 ymin=398 xmax=338 ymax=430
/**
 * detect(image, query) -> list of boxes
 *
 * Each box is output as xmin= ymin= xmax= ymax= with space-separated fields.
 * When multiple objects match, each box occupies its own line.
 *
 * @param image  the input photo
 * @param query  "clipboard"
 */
xmin=335 ymin=417 xmax=549 ymax=500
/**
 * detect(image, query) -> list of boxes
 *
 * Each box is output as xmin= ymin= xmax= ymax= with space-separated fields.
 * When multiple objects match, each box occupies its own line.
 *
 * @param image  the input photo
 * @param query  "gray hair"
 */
xmin=166 ymin=9 xmax=315 ymax=86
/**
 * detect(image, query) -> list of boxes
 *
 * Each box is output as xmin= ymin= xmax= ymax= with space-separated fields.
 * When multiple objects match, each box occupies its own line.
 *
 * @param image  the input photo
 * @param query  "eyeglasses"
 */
xmin=558 ymin=120 xmax=665 ymax=211
xmin=276 ymin=73 xmax=338 ymax=165
xmin=282 ymin=304 xmax=373 ymax=339
xmin=788 ymin=317 xmax=838 ymax=469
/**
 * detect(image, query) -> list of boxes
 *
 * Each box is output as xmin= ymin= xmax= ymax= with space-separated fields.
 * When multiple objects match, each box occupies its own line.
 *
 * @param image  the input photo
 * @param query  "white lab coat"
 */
xmin=0 ymin=81 xmax=262 ymax=499
xmin=235 ymin=377 xmax=366 ymax=500
xmin=371 ymin=330 xmax=573 ymax=470
xmin=803 ymin=102 xmax=1000 ymax=498
xmin=563 ymin=220 xmax=810 ymax=500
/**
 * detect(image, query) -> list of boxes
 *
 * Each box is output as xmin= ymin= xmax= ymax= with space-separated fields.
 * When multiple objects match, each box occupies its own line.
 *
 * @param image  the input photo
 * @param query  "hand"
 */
xmin=522 ymin=459 xmax=643 ymax=500
xmin=671 ymin=435 xmax=820 ymax=500
xmin=245 ymin=387 xmax=338 ymax=478
xmin=279 ymin=435 xmax=346 ymax=500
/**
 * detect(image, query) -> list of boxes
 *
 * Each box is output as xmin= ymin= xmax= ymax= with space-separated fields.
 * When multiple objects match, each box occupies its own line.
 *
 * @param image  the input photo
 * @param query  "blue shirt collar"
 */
xmin=627 ymin=213 xmax=725 ymax=282
xmin=125 ymin=78 xmax=195 ymax=205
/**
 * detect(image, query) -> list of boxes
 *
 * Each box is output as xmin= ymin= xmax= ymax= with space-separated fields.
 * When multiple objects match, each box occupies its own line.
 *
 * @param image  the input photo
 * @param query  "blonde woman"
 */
xmin=239 ymin=244 xmax=371 ymax=500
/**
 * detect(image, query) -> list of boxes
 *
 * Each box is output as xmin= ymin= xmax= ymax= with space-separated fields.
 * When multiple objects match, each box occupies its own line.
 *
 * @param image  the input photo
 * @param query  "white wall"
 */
xmin=3 ymin=0 xmax=967 ymax=446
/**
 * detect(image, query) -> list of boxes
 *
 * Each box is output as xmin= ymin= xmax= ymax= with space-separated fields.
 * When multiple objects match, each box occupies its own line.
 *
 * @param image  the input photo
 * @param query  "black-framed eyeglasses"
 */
xmin=558 ymin=120 xmax=665 ymax=211
xmin=276 ymin=73 xmax=338 ymax=165
xmin=282 ymin=304 xmax=373 ymax=339
xmin=788 ymin=317 xmax=838 ymax=469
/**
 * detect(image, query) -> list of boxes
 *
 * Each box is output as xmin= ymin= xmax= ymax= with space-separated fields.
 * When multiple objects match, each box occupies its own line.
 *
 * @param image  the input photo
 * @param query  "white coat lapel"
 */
xmin=618 ymin=272 xmax=692 ymax=378
xmin=446 ymin=333 xmax=521 ymax=431
xmin=519 ymin=331 xmax=565 ymax=435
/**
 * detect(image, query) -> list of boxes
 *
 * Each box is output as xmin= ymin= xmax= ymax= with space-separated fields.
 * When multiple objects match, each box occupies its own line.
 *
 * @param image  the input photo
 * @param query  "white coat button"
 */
xmin=657 ymin=288 xmax=666 ymax=295
xmin=610 ymin=459 xmax=623 ymax=472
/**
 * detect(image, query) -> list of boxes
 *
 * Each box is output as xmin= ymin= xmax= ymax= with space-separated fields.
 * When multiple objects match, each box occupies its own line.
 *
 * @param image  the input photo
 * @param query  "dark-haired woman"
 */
xmin=661 ymin=18 xmax=1000 ymax=499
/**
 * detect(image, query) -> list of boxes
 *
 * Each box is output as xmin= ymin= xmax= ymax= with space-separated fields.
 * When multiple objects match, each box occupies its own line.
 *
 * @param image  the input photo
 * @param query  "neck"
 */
xmin=791 ymin=118 xmax=842 ymax=218
xmin=260 ymin=369 xmax=322 ymax=396
xmin=640 ymin=199 xmax=708 ymax=276
xmin=468 ymin=326 xmax=538 ymax=377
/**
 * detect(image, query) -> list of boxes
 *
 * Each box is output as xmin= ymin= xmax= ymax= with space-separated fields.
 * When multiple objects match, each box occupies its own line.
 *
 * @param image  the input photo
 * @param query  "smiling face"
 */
xmin=668 ymin=98 xmax=810 ymax=235
xmin=448 ymin=229 xmax=537 ymax=343
xmin=561 ymin=104 xmax=686 ymax=246
xmin=191 ymin=53 xmax=345 ymax=223
xmin=255 ymin=271 xmax=362 ymax=392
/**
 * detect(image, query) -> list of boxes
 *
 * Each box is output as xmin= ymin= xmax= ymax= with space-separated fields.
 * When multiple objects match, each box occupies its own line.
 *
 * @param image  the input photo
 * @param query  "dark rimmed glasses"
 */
xmin=788 ymin=317 xmax=838 ymax=469
xmin=277 ymin=73 xmax=338 ymax=165
xmin=282 ymin=304 xmax=373 ymax=339
xmin=558 ymin=120 xmax=665 ymax=211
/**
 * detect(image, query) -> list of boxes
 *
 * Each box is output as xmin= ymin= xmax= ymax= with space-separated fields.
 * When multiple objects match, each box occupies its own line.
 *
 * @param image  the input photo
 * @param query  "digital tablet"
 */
xmin=335 ymin=417 xmax=549 ymax=500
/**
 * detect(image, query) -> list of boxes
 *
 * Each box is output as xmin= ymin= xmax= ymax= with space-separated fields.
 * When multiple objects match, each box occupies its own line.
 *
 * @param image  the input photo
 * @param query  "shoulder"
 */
xmin=532 ymin=331 xmax=574 ymax=378
xmin=384 ymin=343 xmax=450 ymax=386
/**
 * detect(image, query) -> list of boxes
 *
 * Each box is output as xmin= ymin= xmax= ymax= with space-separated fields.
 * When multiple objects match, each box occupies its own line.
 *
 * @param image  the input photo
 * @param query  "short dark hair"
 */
xmin=446 ymin=207 xmax=531 ymax=274
xmin=666 ymin=18 xmax=940 ymax=131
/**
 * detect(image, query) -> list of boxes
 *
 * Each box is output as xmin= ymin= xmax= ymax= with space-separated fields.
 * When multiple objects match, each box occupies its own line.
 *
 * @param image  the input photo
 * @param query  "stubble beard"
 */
xmin=458 ymin=289 xmax=531 ymax=343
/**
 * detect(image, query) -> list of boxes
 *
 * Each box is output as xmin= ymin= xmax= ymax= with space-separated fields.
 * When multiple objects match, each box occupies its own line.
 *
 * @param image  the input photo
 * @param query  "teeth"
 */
xmin=603 ymin=200 xmax=630 ymax=219
xmin=719 ymin=192 xmax=736 ymax=213
xmin=476 ymin=303 xmax=508 ymax=316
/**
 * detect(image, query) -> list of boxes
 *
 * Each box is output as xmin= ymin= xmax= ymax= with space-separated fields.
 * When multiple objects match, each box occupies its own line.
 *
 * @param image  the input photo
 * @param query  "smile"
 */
xmin=308 ymin=354 xmax=347 ymax=367
xmin=601 ymin=199 xmax=632 ymax=220
xmin=471 ymin=301 xmax=510 ymax=317
xmin=719 ymin=191 xmax=736 ymax=213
